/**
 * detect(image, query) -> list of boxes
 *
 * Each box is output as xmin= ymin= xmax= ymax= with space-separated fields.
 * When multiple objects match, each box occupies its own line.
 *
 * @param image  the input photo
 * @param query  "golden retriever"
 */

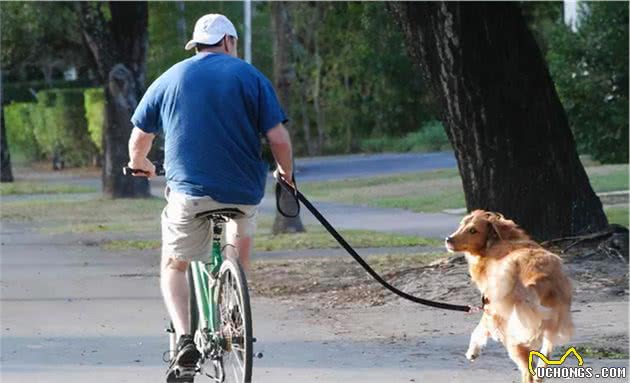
xmin=445 ymin=210 xmax=573 ymax=383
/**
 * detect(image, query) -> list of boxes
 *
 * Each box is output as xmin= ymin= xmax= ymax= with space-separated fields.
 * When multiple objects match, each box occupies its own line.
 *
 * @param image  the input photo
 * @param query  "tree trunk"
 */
xmin=313 ymin=33 xmax=325 ymax=154
xmin=0 ymin=108 xmax=14 ymax=183
xmin=270 ymin=2 xmax=305 ymax=234
xmin=300 ymin=88 xmax=315 ymax=156
xmin=0 ymin=70 xmax=13 ymax=183
xmin=388 ymin=2 xmax=608 ymax=240
xmin=103 ymin=64 xmax=150 ymax=198
xmin=175 ymin=2 xmax=187 ymax=44
xmin=77 ymin=2 xmax=150 ymax=198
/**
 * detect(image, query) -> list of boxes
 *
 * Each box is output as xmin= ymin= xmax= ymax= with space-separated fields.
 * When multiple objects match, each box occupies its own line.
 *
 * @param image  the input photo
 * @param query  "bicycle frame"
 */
xmin=190 ymin=220 xmax=224 ymax=334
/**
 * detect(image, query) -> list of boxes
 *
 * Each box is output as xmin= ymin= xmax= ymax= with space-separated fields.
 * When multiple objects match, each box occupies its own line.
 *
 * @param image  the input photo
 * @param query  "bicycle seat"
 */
xmin=194 ymin=208 xmax=245 ymax=220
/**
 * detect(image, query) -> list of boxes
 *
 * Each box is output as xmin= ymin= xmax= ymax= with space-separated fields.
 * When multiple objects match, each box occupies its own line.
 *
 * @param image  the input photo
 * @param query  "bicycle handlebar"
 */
xmin=122 ymin=161 xmax=165 ymax=177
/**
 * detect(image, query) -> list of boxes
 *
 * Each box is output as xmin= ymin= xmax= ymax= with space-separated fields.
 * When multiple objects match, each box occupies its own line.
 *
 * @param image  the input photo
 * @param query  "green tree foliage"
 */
xmin=287 ymin=2 xmax=437 ymax=155
xmin=546 ymin=2 xmax=628 ymax=163
xmin=520 ymin=1 xmax=563 ymax=55
xmin=0 ymin=2 xmax=85 ymax=83
xmin=146 ymin=2 xmax=437 ymax=156
xmin=147 ymin=2 xmax=273 ymax=82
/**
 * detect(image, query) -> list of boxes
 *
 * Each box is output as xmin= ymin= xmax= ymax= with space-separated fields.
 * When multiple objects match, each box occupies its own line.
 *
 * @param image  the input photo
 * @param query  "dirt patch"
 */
xmin=249 ymin=253 xmax=447 ymax=308
xmin=250 ymin=242 xmax=629 ymax=310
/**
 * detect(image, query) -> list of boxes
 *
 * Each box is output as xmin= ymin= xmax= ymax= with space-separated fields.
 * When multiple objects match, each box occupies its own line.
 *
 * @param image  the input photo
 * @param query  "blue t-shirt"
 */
xmin=131 ymin=53 xmax=287 ymax=205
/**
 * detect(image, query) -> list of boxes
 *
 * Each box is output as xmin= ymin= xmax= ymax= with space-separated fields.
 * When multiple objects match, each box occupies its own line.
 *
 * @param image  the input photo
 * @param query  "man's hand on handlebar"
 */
xmin=126 ymin=158 xmax=156 ymax=178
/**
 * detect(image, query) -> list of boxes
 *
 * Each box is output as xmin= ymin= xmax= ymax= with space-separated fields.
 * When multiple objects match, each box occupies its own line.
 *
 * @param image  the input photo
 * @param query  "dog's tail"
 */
xmin=549 ymin=304 xmax=574 ymax=345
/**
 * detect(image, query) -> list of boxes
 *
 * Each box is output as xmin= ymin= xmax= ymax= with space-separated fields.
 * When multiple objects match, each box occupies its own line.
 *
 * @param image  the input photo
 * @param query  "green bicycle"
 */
xmin=166 ymin=209 xmax=254 ymax=383
xmin=123 ymin=165 xmax=254 ymax=383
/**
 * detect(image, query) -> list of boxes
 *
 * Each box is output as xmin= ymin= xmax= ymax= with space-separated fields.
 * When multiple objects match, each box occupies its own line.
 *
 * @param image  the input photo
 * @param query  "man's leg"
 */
xmin=160 ymin=190 xmax=208 ymax=368
xmin=232 ymin=234 xmax=253 ymax=272
xmin=225 ymin=210 xmax=257 ymax=273
xmin=160 ymin=255 xmax=190 ymax=338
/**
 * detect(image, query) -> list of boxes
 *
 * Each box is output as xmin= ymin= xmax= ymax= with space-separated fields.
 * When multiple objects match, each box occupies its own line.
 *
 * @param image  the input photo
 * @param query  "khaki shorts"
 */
xmin=161 ymin=188 xmax=258 ymax=262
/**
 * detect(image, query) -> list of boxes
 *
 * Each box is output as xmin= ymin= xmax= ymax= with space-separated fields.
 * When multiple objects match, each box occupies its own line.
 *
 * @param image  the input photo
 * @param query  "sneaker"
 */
xmin=173 ymin=334 xmax=201 ymax=367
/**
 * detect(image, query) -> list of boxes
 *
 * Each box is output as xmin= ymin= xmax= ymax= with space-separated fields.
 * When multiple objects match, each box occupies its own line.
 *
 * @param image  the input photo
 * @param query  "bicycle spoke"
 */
xmin=216 ymin=259 xmax=251 ymax=383
xmin=229 ymin=352 xmax=243 ymax=382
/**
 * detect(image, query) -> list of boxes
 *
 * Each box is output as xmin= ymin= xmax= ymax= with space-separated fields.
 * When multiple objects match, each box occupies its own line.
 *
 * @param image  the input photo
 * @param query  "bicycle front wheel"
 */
xmin=216 ymin=256 xmax=253 ymax=383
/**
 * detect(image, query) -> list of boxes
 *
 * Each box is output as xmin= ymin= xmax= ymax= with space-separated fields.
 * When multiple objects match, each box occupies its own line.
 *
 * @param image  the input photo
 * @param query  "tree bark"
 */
xmin=0 ymin=108 xmax=14 ymax=183
xmin=0 ymin=70 xmax=13 ymax=183
xmin=388 ymin=2 xmax=608 ymax=240
xmin=270 ymin=2 xmax=305 ymax=234
xmin=175 ymin=2 xmax=187 ymax=45
xmin=313 ymin=32 xmax=325 ymax=153
xmin=77 ymin=2 xmax=149 ymax=198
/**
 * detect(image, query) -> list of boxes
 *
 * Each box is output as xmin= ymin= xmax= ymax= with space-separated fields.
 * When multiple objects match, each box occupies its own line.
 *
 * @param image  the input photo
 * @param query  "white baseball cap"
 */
xmin=185 ymin=14 xmax=238 ymax=50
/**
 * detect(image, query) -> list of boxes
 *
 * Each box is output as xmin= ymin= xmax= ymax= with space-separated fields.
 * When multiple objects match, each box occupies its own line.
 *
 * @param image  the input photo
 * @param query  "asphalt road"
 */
xmin=293 ymin=152 xmax=456 ymax=182
xmin=14 ymin=152 xmax=458 ymax=189
xmin=2 ymin=223 xmax=627 ymax=383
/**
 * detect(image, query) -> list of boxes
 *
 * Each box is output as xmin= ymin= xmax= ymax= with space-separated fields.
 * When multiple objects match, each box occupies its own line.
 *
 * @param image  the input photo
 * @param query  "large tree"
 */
xmin=0 ymin=2 xmax=86 ymax=85
xmin=0 ymin=109 xmax=13 ymax=183
xmin=77 ymin=2 xmax=150 ymax=198
xmin=388 ymin=2 xmax=608 ymax=240
xmin=546 ymin=2 xmax=629 ymax=164
xmin=270 ymin=2 xmax=305 ymax=234
xmin=0 ymin=68 xmax=12 ymax=182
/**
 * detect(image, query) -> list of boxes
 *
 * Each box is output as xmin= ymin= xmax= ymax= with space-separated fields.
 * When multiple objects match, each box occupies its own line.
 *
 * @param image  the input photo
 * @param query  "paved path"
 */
xmin=293 ymin=152 xmax=456 ymax=181
xmin=258 ymin=196 xmax=461 ymax=239
xmin=2 ymin=223 xmax=627 ymax=383
xmin=7 ymin=152 xmax=463 ymax=239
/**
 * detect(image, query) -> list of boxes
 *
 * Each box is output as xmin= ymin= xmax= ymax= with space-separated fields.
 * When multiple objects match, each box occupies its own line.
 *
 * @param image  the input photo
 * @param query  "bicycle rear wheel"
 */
xmin=216 ymin=256 xmax=253 ymax=383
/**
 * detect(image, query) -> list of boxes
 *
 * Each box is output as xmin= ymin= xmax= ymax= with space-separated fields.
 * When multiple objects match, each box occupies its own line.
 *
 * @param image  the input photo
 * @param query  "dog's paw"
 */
xmin=465 ymin=347 xmax=479 ymax=362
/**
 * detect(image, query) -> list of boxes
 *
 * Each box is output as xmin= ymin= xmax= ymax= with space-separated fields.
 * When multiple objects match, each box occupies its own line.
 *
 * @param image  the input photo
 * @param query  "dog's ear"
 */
xmin=485 ymin=219 xmax=505 ymax=249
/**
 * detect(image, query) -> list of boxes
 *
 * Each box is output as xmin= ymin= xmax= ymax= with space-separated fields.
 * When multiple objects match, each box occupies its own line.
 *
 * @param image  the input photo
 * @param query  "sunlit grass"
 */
xmin=103 ymin=226 xmax=440 ymax=252
xmin=298 ymin=165 xmax=627 ymax=213
xmin=0 ymin=181 xmax=96 ymax=196
xmin=605 ymin=206 xmax=628 ymax=227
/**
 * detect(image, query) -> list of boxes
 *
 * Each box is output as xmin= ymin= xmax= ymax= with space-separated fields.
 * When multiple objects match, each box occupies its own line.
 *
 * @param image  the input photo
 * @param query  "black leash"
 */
xmin=275 ymin=175 xmax=476 ymax=313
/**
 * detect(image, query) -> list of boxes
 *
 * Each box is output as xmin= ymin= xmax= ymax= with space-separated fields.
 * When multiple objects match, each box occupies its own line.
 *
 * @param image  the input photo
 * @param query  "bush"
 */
xmin=546 ymin=2 xmax=628 ymax=163
xmin=360 ymin=120 xmax=451 ymax=153
xmin=84 ymin=87 xmax=105 ymax=153
xmin=33 ymin=89 xmax=96 ymax=166
xmin=3 ymin=102 xmax=40 ymax=160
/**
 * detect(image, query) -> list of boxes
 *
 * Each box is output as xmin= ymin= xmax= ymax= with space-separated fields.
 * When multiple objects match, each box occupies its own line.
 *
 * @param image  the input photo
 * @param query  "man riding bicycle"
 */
xmin=127 ymin=13 xmax=294 ymax=375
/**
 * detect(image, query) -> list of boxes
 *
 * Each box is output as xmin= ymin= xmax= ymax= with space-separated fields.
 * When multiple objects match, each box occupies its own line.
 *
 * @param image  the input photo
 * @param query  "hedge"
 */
xmin=3 ymin=88 xmax=98 ymax=166
xmin=84 ymin=88 xmax=105 ymax=152
xmin=37 ymin=89 xmax=97 ymax=166
xmin=4 ymin=102 xmax=41 ymax=161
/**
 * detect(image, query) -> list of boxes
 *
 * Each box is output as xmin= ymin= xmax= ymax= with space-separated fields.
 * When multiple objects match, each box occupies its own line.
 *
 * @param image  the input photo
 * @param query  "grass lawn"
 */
xmin=0 ymin=181 xmax=96 ymax=196
xmin=103 ymin=226 xmax=440 ymax=252
xmin=299 ymin=168 xmax=465 ymax=213
xmin=299 ymin=164 xmax=628 ymax=220
xmin=1 ymin=196 xmax=438 ymax=251
xmin=605 ymin=206 xmax=629 ymax=227
xmin=1 ymin=197 xmax=165 ymax=231
xmin=586 ymin=164 xmax=629 ymax=192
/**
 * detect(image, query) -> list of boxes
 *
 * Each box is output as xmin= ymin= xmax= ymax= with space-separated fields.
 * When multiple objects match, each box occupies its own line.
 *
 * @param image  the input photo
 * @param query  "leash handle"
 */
xmin=274 ymin=171 xmax=300 ymax=218
xmin=274 ymin=174 xmax=473 ymax=313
